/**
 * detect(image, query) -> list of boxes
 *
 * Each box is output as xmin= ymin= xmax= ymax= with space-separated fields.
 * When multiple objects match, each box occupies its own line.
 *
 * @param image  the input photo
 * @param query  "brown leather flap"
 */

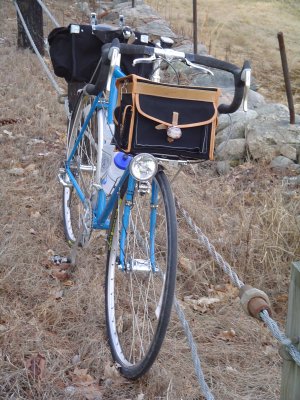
xmin=116 ymin=75 xmax=220 ymax=129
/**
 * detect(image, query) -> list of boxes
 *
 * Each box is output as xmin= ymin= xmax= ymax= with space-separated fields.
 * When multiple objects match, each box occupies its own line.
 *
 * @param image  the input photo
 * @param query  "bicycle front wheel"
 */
xmin=105 ymin=170 xmax=177 ymax=379
xmin=62 ymin=94 xmax=101 ymax=246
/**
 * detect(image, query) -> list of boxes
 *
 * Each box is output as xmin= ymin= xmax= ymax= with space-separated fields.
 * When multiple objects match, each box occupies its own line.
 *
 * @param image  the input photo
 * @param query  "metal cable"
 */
xmin=176 ymin=196 xmax=300 ymax=367
xmin=173 ymin=298 xmax=215 ymax=400
xmin=175 ymin=196 xmax=244 ymax=288
xmin=136 ymin=224 xmax=214 ymax=398
xmin=260 ymin=310 xmax=300 ymax=366
xmin=14 ymin=0 xmax=63 ymax=96
xmin=35 ymin=0 xmax=60 ymax=27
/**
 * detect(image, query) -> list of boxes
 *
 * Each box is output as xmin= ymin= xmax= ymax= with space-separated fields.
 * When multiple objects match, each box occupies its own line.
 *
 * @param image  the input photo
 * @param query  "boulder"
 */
xmin=246 ymin=118 xmax=300 ymax=161
xmin=216 ymin=160 xmax=231 ymax=175
xmin=270 ymin=156 xmax=295 ymax=170
xmin=215 ymin=120 xmax=248 ymax=147
xmin=136 ymin=20 xmax=176 ymax=38
xmin=217 ymin=109 xmax=258 ymax=132
xmin=215 ymin=138 xmax=246 ymax=161
xmin=173 ymin=42 xmax=207 ymax=55
xmin=247 ymin=89 xmax=266 ymax=110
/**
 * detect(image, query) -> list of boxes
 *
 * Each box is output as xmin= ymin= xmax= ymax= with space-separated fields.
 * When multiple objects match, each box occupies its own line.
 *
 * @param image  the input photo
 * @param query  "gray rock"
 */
xmin=105 ymin=2 xmax=177 ymax=38
xmin=173 ymin=42 xmax=207 ymax=55
xmin=270 ymin=156 xmax=294 ymax=170
xmin=247 ymin=89 xmax=266 ymax=110
xmin=77 ymin=1 xmax=90 ymax=16
xmin=246 ymin=119 xmax=300 ymax=161
xmin=256 ymin=103 xmax=290 ymax=119
xmin=217 ymin=109 xmax=258 ymax=132
xmin=193 ymin=67 xmax=234 ymax=89
xmin=112 ymin=2 xmax=161 ymax=23
xmin=280 ymin=143 xmax=297 ymax=161
xmin=215 ymin=138 xmax=246 ymax=161
xmin=215 ymin=121 xmax=247 ymax=147
xmin=216 ymin=160 xmax=231 ymax=175
xmin=137 ymin=20 xmax=176 ymax=38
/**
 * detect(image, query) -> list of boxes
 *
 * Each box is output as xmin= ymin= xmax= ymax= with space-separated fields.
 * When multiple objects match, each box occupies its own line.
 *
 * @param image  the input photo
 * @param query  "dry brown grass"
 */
xmin=1 ymin=0 xmax=300 ymax=399
xmin=146 ymin=0 xmax=300 ymax=113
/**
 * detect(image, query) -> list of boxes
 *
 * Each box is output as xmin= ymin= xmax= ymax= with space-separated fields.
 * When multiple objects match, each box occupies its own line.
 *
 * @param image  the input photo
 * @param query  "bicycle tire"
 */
xmin=105 ymin=170 xmax=177 ymax=379
xmin=62 ymin=93 xmax=101 ymax=246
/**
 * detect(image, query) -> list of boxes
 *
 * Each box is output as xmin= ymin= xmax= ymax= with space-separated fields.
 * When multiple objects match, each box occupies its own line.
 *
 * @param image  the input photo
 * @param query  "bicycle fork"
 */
xmin=118 ymin=175 xmax=159 ymax=273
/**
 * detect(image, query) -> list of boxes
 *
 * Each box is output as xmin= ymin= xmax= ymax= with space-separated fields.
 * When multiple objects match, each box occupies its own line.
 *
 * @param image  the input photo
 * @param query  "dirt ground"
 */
xmin=1 ymin=1 xmax=300 ymax=399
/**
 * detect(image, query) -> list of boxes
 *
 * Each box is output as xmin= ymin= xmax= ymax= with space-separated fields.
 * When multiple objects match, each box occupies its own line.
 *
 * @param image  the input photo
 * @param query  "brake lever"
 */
xmin=132 ymin=54 xmax=156 ymax=66
xmin=185 ymin=59 xmax=214 ymax=76
xmin=241 ymin=68 xmax=251 ymax=112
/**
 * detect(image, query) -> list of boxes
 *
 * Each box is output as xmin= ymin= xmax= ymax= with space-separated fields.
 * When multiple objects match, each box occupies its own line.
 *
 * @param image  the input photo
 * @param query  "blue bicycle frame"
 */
xmin=64 ymin=65 xmax=158 ymax=271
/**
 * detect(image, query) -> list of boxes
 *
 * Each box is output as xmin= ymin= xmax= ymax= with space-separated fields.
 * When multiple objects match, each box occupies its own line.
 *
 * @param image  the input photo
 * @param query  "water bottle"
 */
xmin=102 ymin=152 xmax=132 ymax=195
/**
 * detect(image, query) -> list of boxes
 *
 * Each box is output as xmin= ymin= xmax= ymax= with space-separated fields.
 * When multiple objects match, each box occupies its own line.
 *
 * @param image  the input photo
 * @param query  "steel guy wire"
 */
xmin=136 ymin=226 xmax=214 ymax=399
xmin=175 ymin=196 xmax=300 ymax=367
xmin=260 ymin=310 xmax=300 ymax=367
xmin=173 ymin=298 xmax=215 ymax=400
xmin=14 ymin=0 xmax=63 ymax=96
xmin=36 ymin=0 xmax=60 ymax=27
xmin=175 ymin=196 xmax=244 ymax=288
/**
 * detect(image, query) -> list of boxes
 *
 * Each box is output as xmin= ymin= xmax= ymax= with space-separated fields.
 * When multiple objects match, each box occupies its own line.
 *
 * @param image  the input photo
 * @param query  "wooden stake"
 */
xmin=280 ymin=261 xmax=300 ymax=400
xmin=16 ymin=0 xmax=44 ymax=56
xmin=277 ymin=32 xmax=295 ymax=125
xmin=193 ymin=0 xmax=198 ymax=54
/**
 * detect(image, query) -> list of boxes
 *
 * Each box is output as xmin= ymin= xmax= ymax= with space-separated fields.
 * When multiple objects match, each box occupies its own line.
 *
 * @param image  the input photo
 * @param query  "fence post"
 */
xmin=16 ymin=0 xmax=44 ymax=56
xmin=277 ymin=32 xmax=295 ymax=125
xmin=280 ymin=261 xmax=300 ymax=400
xmin=193 ymin=0 xmax=198 ymax=54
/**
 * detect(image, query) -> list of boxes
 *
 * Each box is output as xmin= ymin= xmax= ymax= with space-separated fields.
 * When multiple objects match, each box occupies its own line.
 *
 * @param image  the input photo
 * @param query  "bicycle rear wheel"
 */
xmin=105 ymin=170 xmax=177 ymax=379
xmin=62 ymin=93 xmax=101 ymax=246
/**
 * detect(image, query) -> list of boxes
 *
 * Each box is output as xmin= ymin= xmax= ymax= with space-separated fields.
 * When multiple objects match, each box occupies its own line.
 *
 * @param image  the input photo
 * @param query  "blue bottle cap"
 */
xmin=114 ymin=152 xmax=132 ymax=170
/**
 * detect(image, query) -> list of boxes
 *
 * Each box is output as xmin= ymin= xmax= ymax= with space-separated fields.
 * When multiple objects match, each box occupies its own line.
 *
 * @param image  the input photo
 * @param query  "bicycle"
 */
xmin=54 ymin=23 xmax=251 ymax=379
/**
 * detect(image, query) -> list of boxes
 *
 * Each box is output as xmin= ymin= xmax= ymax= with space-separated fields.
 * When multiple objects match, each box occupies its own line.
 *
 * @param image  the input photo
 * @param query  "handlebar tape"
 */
xmin=186 ymin=54 xmax=250 ymax=114
xmin=84 ymin=43 xmax=111 ymax=96
xmin=85 ymin=39 xmax=250 ymax=115
xmin=119 ymin=43 xmax=155 ymax=56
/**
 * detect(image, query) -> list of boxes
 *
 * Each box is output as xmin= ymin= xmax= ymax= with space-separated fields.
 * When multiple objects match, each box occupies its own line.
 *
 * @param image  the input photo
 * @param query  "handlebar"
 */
xmin=186 ymin=54 xmax=251 ymax=114
xmin=84 ymin=40 xmax=251 ymax=114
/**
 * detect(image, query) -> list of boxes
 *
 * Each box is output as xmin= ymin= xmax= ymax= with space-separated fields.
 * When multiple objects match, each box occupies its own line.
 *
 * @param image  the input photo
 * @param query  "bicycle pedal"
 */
xmin=50 ymin=255 xmax=71 ymax=265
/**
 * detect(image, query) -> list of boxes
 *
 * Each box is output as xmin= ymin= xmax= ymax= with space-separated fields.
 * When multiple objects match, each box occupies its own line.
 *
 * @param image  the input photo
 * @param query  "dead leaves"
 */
xmin=25 ymin=353 xmax=46 ymax=380
xmin=183 ymin=295 xmax=220 ymax=312
xmin=216 ymin=328 xmax=236 ymax=341
xmin=183 ymin=283 xmax=239 ymax=313
xmin=66 ymin=368 xmax=103 ymax=400
xmin=178 ymin=256 xmax=195 ymax=274
xmin=71 ymin=367 xmax=97 ymax=387
xmin=43 ymin=252 xmax=74 ymax=285
xmin=42 ymin=252 xmax=75 ymax=300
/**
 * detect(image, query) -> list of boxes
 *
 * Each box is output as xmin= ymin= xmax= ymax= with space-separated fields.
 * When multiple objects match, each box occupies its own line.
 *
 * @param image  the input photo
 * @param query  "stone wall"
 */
xmin=80 ymin=0 xmax=300 ymax=170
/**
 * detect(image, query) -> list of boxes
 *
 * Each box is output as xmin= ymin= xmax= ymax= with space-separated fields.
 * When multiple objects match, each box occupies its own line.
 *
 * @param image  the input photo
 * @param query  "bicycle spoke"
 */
xmin=105 ymin=171 xmax=177 ymax=379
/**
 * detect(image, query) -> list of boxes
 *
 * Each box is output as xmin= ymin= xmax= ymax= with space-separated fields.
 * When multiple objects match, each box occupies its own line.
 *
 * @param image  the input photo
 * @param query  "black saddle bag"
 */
xmin=114 ymin=75 xmax=221 ymax=160
xmin=48 ymin=25 xmax=154 ymax=83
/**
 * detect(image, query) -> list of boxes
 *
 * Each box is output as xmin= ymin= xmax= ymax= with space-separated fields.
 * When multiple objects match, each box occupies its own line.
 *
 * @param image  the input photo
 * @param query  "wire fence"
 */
xmin=13 ymin=1 xmax=300 ymax=399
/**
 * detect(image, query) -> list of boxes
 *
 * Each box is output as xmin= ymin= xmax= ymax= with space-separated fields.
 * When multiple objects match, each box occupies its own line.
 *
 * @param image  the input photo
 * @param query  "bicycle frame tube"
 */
xmin=95 ymin=169 xmax=130 ymax=230
xmin=67 ymin=93 xmax=102 ymax=164
xmin=108 ymin=66 xmax=126 ymax=123
xmin=65 ymin=66 xmax=127 ymax=226
xmin=119 ymin=174 xmax=136 ymax=269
